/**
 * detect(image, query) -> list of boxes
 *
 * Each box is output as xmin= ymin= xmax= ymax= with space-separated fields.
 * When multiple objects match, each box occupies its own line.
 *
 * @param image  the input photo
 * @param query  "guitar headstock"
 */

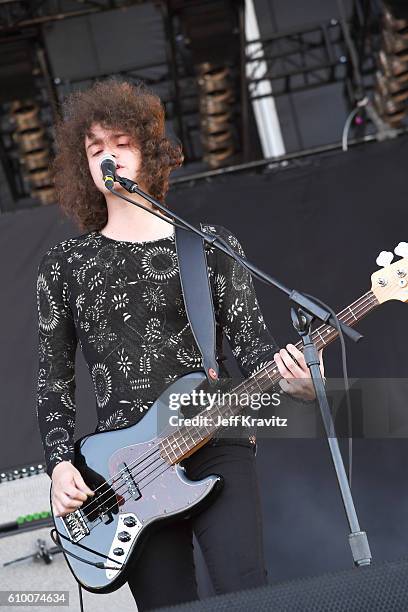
xmin=371 ymin=242 xmax=408 ymax=303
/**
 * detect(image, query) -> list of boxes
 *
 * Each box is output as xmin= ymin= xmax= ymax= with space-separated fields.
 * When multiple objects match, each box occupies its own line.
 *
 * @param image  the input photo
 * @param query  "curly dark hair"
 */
xmin=52 ymin=78 xmax=183 ymax=232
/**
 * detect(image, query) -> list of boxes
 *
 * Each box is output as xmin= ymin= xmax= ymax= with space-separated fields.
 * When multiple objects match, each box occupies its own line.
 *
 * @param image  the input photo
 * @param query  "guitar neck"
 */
xmin=161 ymin=290 xmax=379 ymax=463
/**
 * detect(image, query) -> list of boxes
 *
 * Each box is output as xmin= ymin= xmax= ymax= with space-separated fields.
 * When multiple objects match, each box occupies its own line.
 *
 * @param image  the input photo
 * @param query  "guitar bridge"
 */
xmin=118 ymin=462 xmax=142 ymax=501
xmin=62 ymin=509 xmax=90 ymax=543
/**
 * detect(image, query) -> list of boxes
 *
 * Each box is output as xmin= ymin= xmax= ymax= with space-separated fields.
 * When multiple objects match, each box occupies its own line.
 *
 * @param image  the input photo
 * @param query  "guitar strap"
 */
xmin=175 ymin=223 xmax=219 ymax=386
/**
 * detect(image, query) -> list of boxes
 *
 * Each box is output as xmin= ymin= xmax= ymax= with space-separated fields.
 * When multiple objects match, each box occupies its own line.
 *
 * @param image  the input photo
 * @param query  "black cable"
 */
xmin=78 ymin=583 xmax=84 ymax=612
xmin=49 ymin=528 xmax=123 ymax=570
xmin=337 ymin=0 xmax=365 ymax=99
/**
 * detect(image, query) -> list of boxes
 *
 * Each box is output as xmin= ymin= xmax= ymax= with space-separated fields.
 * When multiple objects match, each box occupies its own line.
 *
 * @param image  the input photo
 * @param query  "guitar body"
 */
xmin=51 ymin=372 xmax=223 ymax=593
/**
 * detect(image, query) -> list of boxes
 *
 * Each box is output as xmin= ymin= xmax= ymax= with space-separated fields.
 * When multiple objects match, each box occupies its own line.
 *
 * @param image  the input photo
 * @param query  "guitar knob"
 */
xmin=394 ymin=242 xmax=408 ymax=257
xmin=113 ymin=547 xmax=125 ymax=556
xmin=118 ymin=531 xmax=131 ymax=542
xmin=376 ymin=251 xmax=394 ymax=267
xmin=123 ymin=516 xmax=137 ymax=528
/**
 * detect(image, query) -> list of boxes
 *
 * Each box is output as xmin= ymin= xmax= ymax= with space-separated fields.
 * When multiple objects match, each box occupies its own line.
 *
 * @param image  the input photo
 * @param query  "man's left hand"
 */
xmin=273 ymin=344 xmax=324 ymax=402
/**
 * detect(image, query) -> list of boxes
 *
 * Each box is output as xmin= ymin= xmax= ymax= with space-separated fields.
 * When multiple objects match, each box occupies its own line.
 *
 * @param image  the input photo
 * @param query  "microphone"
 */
xmin=100 ymin=154 xmax=116 ymax=190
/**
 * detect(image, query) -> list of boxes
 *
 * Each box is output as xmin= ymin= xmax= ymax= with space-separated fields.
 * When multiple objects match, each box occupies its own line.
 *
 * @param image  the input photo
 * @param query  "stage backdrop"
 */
xmin=1 ymin=134 xmax=408 ymax=584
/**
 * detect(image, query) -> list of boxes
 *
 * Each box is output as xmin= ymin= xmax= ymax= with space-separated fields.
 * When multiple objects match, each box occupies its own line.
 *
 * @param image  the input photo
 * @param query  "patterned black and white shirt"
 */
xmin=36 ymin=224 xmax=280 ymax=477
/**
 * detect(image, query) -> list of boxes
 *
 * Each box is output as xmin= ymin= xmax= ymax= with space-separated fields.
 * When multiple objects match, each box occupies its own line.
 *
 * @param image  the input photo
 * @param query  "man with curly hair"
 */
xmin=36 ymin=78 xmax=323 ymax=610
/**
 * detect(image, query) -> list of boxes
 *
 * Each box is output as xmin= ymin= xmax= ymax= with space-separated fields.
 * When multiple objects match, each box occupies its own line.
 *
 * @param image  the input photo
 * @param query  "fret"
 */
xmin=171 ymin=437 xmax=183 ymax=454
xmin=170 ymin=435 xmax=184 ymax=460
xmin=222 ymin=408 xmax=232 ymax=420
xmin=315 ymin=328 xmax=326 ymax=345
xmin=223 ymin=403 xmax=234 ymax=419
xmin=170 ymin=440 xmax=179 ymax=462
xmin=268 ymin=367 xmax=279 ymax=386
xmin=188 ymin=427 xmax=201 ymax=447
xmin=161 ymin=440 xmax=174 ymax=464
xmin=169 ymin=432 xmax=181 ymax=453
xmin=245 ymin=379 xmax=259 ymax=396
xmin=180 ymin=434 xmax=190 ymax=452
xmin=257 ymin=372 xmax=269 ymax=393
xmin=265 ymin=367 xmax=273 ymax=384
xmin=348 ymin=306 xmax=358 ymax=321
xmin=253 ymin=376 xmax=263 ymax=393
xmin=173 ymin=437 xmax=185 ymax=461
xmin=182 ymin=431 xmax=193 ymax=452
xmin=202 ymin=422 xmax=213 ymax=437
xmin=211 ymin=404 xmax=222 ymax=423
xmin=187 ymin=422 xmax=199 ymax=442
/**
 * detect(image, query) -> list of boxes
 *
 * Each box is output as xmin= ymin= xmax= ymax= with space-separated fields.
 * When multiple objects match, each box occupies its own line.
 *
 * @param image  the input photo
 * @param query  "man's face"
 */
xmin=84 ymin=123 xmax=142 ymax=194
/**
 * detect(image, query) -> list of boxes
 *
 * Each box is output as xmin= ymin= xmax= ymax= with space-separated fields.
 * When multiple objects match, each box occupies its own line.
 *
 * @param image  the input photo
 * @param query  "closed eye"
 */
xmin=92 ymin=150 xmax=103 ymax=157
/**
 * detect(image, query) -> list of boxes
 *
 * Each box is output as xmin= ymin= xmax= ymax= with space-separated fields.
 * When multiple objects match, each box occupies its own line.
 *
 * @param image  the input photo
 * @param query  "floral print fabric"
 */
xmin=36 ymin=224 xmax=280 ymax=476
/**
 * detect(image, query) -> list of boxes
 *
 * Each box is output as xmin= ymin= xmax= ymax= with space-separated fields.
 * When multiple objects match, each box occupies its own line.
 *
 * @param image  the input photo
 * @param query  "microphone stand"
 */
xmin=106 ymin=174 xmax=372 ymax=567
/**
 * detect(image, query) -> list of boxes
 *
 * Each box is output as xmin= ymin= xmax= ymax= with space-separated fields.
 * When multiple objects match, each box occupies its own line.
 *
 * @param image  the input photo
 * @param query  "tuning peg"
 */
xmin=394 ymin=242 xmax=408 ymax=257
xmin=376 ymin=251 xmax=394 ymax=267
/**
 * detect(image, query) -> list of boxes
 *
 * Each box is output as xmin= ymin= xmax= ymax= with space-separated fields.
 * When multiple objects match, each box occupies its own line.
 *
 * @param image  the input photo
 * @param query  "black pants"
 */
xmin=126 ymin=443 xmax=268 ymax=611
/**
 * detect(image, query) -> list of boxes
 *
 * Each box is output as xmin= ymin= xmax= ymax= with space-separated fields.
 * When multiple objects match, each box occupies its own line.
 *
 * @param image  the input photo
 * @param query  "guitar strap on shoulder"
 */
xmin=175 ymin=223 xmax=219 ymax=386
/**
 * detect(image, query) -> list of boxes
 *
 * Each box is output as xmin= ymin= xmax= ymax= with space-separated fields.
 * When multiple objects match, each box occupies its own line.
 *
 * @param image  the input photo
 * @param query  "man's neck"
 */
xmin=101 ymin=188 xmax=173 ymax=243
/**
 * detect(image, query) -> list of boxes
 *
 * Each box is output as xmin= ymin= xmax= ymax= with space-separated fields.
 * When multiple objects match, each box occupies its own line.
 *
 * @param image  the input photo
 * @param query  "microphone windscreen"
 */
xmin=100 ymin=154 xmax=117 ymax=176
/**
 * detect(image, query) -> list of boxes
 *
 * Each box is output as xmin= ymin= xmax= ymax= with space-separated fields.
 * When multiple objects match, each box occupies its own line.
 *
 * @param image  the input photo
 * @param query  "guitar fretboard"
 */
xmin=160 ymin=290 xmax=379 ymax=464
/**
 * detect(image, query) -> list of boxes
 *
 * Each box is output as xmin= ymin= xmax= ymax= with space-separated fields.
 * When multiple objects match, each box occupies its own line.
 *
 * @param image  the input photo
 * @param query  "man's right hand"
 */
xmin=51 ymin=461 xmax=95 ymax=517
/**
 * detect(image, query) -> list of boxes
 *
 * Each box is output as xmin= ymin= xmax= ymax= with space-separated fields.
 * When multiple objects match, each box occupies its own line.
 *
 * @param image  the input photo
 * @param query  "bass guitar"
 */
xmin=51 ymin=244 xmax=408 ymax=593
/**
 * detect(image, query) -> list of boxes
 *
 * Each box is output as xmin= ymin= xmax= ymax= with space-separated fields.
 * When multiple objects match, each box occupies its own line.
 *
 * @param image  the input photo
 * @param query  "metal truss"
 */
xmin=0 ymin=0 xmax=142 ymax=31
xmin=246 ymin=17 xmax=378 ymax=101
xmin=0 ymin=0 xmax=383 ymax=211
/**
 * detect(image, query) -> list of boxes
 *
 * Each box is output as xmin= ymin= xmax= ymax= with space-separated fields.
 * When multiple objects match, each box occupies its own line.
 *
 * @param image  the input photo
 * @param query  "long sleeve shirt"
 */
xmin=36 ymin=224 xmax=280 ymax=477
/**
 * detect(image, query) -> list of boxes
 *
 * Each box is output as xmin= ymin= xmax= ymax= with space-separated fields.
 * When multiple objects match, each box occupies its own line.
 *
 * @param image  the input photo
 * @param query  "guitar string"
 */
xmin=79 ymin=289 xmax=375 ymax=508
xmin=74 ymin=293 xmax=379 ymax=532
xmin=70 ymin=292 xmax=377 ymax=526
xmin=73 ymin=291 xmax=377 ymax=520
xmin=76 ymin=291 xmax=378 ymax=524
xmin=75 ymin=290 xmax=376 ymax=520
